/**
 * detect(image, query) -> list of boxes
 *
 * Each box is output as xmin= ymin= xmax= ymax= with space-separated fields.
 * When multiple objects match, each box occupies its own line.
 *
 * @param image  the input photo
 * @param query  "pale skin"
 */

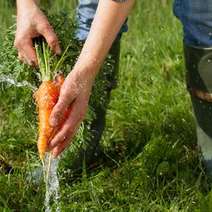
xmin=15 ymin=0 xmax=135 ymax=157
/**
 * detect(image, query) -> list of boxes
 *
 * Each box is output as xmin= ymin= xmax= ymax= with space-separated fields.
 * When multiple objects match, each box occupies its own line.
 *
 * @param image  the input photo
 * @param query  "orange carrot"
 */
xmin=34 ymin=42 xmax=71 ymax=160
xmin=34 ymin=74 xmax=65 ymax=160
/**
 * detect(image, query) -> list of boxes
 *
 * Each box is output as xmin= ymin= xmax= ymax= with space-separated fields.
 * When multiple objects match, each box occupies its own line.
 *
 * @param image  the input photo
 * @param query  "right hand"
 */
xmin=14 ymin=2 xmax=61 ymax=66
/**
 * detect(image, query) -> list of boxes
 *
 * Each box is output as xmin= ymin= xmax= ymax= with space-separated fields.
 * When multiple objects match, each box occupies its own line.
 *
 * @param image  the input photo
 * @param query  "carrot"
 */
xmin=34 ymin=41 xmax=71 ymax=160
xmin=34 ymin=75 xmax=63 ymax=160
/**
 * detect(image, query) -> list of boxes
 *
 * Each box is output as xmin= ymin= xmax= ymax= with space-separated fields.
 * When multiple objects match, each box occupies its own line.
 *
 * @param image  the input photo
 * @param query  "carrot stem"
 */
xmin=53 ymin=43 xmax=70 ymax=73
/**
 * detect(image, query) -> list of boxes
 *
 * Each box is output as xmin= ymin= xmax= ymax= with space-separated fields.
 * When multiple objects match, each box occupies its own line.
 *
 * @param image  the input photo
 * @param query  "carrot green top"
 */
xmin=35 ymin=40 xmax=70 ymax=81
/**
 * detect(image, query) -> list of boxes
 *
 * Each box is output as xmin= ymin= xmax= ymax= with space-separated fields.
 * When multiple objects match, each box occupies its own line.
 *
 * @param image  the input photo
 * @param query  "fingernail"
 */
xmin=52 ymin=151 xmax=57 ymax=158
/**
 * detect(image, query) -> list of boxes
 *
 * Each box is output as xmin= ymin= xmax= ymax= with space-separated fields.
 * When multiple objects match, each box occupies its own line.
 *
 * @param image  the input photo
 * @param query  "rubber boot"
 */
xmin=184 ymin=44 xmax=212 ymax=177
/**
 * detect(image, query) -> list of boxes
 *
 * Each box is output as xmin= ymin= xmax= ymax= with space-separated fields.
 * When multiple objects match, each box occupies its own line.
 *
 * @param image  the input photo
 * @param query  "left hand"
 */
xmin=48 ymin=69 xmax=95 ymax=157
xmin=15 ymin=1 xmax=61 ymax=66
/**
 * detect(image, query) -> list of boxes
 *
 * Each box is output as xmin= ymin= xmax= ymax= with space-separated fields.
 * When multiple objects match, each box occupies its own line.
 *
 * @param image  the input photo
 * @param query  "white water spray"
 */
xmin=0 ymin=74 xmax=36 ymax=91
xmin=43 ymin=153 xmax=61 ymax=212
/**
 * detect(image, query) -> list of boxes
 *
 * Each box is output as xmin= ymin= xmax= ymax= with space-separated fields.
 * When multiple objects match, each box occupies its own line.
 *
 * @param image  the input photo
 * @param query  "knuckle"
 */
xmin=39 ymin=22 xmax=50 ymax=32
xmin=52 ymin=110 xmax=61 ymax=121
xmin=57 ymin=102 xmax=65 ymax=111
xmin=61 ymin=86 xmax=78 ymax=102
xmin=40 ymin=25 xmax=59 ymax=48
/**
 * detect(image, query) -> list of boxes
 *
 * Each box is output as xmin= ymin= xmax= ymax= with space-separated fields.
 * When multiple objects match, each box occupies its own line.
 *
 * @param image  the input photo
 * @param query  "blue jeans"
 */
xmin=174 ymin=0 xmax=212 ymax=47
xmin=76 ymin=0 xmax=128 ymax=40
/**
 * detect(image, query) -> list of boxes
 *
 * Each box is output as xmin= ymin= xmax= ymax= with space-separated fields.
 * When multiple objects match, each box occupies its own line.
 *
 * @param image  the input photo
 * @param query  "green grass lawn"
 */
xmin=1 ymin=0 xmax=212 ymax=211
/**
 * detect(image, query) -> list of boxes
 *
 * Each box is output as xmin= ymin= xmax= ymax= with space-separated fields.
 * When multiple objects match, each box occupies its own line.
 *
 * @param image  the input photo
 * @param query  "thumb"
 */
xmin=49 ymin=91 xmax=75 ymax=127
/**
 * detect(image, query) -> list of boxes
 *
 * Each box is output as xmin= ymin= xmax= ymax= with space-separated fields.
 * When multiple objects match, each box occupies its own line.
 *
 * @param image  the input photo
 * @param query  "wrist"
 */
xmin=73 ymin=62 xmax=99 ymax=82
xmin=73 ymin=53 xmax=102 ymax=79
xmin=71 ymin=64 xmax=97 ymax=86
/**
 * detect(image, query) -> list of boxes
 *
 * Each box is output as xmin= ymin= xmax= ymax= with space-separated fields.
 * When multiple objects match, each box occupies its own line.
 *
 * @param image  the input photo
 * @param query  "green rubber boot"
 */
xmin=184 ymin=44 xmax=212 ymax=177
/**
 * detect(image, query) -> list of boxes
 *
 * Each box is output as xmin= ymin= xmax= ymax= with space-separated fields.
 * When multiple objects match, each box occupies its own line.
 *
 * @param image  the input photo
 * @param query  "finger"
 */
xmin=49 ymin=100 xmax=85 ymax=149
xmin=37 ymin=23 xmax=61 ymax=55
xmin=18 ymin=51 xmax=31 ymax=65
xmin=18 ymin=52 xmax=24 ymax=62
xmin=49 ymin=114 xmax=77 ymax=150
xmin=15 ymin=39 xmax=38 ymax=66
xmin=49 ymin=89 xmax=76 ymax=127
xmin=52 ymin=139 xmax=70 ymax=158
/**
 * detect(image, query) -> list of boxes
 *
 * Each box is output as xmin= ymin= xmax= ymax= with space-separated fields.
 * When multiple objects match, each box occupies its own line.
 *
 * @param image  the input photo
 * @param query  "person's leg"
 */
xmin=68 ymin=0 xmax=126 ymax=173
xmin=68 ymin=39 xmax=121 ymax=174
xmin=174 ymin=0 xmax=212 ymax=176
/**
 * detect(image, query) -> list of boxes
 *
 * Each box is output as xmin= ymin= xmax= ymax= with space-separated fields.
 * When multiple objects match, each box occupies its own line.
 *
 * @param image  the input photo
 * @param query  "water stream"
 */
xmin=0 ymin=74 xmax=37 ymax=91
xmin=43 ymin=153 xmax=61 ymax=212
xmin=0 ymin=74 xmax=61 ymax=211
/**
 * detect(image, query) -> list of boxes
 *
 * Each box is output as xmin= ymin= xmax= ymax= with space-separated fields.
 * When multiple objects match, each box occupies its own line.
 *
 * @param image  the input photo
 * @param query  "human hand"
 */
xmin=48 ymin=69 xmax=95 ymax=157
xmin=14 ymin=1 xmax=61 ymax=66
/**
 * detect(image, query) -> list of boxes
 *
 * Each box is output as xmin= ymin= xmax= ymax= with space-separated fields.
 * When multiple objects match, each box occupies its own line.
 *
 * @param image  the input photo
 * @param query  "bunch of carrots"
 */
xmin=34 ymin=41 xmax=70 ymax=161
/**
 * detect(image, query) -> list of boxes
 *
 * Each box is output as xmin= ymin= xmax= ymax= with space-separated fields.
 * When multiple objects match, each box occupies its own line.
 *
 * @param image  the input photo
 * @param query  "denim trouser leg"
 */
xmin=72 ymin=1 xmax=124 ymax=171
xmin=174 ymin=0 xmax=212 ymax=175
xmin=76 ymin=0 xmax=98 ymax=41
xmin=67 ymin=40 xmax=121 ymax=172
xmin=76 ymin=0 xmax=128 ymax=41
xmin=173 ymin=0 xmax=212 ymax=47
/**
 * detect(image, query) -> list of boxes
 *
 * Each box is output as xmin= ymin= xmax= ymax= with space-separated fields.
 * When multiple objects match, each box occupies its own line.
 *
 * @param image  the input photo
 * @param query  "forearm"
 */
xmin=16 ymin=0 xmax=39 ymax=14
xmin=74 ymin=0 xmax=135 ymax=78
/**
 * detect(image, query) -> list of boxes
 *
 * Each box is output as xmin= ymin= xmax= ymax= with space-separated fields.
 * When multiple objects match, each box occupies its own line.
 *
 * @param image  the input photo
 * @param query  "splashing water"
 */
xmin=0 ymin=74 xmax=37 ymax=91
xmin=43 ymin=153 xmax=61 ymax=212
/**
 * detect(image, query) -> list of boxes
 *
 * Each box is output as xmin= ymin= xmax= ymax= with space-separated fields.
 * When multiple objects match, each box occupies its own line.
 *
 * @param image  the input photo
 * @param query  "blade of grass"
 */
xmin=53 ymin=43 xmax=71 ymax=73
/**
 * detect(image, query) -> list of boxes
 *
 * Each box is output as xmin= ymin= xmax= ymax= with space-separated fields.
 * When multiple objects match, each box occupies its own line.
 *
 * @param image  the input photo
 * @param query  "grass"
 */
xmin=0 ymin=0 xmax=212 ymax=211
